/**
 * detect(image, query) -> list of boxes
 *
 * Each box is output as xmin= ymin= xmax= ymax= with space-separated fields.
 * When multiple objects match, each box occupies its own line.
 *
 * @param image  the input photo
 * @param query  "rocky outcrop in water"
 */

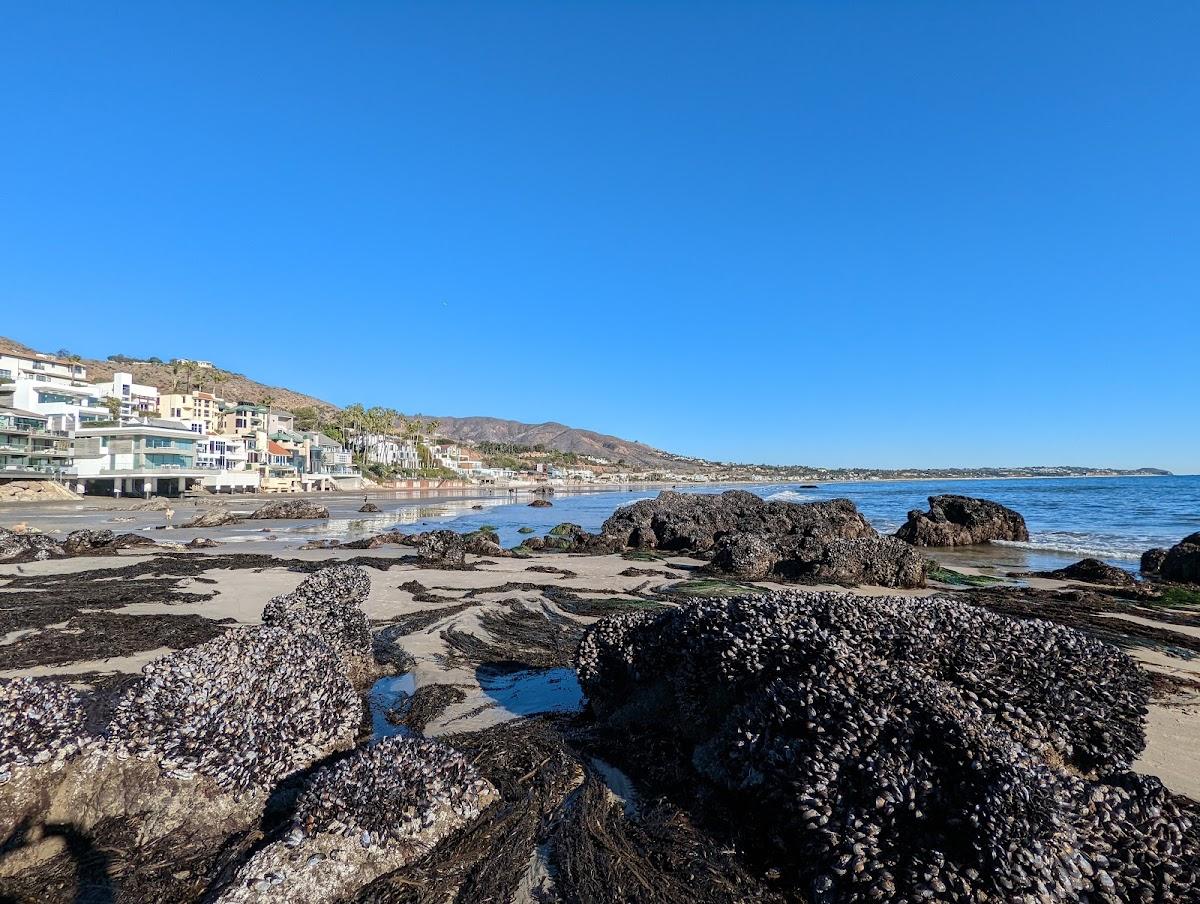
xmin=1144 ymin=533 xmax=1200 ymax=584
xmin=250 ymin=499 xmax=330 ymax=520
xmin=1034 ymin=558 xmax=1137 ymax=587
xmin=601 ymin=490 xmax=876 ymax=553
xmin=895 ymin=494 xmax=1029 ymax=546
xmin=215 ymin=737 xmax=497 ymax=903
xmin=597 ymin=491 xmax=923 ymax=587
xmin=529 ymin=498 xmax=553 ymax=507
xmin=183 ymin=509 xmax=242 ymax=528
xmin=262 ymin=565 xmax=374 ymax=682
xmin=358 ymin=502 xmax=381 ymax=513
xmin=576 ymin=592 xmax=1194 ymax=902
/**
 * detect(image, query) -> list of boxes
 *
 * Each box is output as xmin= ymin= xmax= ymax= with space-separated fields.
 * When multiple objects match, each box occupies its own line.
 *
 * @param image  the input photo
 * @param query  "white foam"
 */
xmin=992 ymin=536 xmax=1142 ymax=562
xmin=765 ymin=490 xmax=817 ymax=503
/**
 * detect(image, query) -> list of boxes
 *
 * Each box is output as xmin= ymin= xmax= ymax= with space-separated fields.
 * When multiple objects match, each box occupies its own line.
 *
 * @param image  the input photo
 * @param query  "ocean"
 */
xmin=416 ymin=474 xmax=1200 ymax=572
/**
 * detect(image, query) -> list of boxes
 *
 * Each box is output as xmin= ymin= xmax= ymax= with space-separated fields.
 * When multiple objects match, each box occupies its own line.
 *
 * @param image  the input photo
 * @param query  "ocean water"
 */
xmin=420 ymin=475 xmax=1200 ymax=573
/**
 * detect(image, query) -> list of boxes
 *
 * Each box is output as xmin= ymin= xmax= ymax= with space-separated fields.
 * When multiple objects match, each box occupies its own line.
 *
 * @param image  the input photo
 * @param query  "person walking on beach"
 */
xmin=164 ymin=505 xmax=175 ymax=528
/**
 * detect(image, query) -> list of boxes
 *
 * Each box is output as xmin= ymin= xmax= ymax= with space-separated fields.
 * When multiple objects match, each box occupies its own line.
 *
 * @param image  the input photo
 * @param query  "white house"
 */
xmin=0 ymin=352 xmax=88 ymax=388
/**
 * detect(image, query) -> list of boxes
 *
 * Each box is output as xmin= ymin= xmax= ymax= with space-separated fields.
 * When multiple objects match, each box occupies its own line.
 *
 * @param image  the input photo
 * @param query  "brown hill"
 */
xmin=0 ymin=337 xmax=337 ymax=415
xmin=414 ymin=415 xmax=702 ymax=472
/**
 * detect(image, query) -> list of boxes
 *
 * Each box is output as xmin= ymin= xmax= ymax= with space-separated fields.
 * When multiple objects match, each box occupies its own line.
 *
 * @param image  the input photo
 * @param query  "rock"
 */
xmin=417 ymin=530 xmax=468 ymax=568
xmin=250 ymin=500 xmax=330 ymax=520
xmin=0 ymin=678 xmax=88 ymax=789
xmin=1141 ymin=547 xmax=1168 ymax=575
xmin=710 ymin=533 xmax=926 ymax=588
xmin=183 ymin=509 xmax=242 ymax=528
xmin=105 ymin=627 xmax=361 ymax=794
xmin=464 ymin=529 xmax=509 ymax=558
xmin=895 ymin=494 xmax=1029 ymax=546
xmin=358 ymin=502 xmax=381 ymax=513
xmin=62 ymin=528 xmax=116 ymax=555
xmin=339 ymin=531 xmax=409 ymax=550
xmin=1034 ymin=558 xmax=1137 ymax=587
xmin=528 ymin=499 xmax=553 ymax=508
xmin=601 ymin=491 xmax=876 ymax=554
xmin=187 ymin=537 xmax=220 ymax=549
xmin=518 ymin=526 xmax=536 ymax=534
xmin=576 ymin=592 xmax=1183 ymax=902
xmin=262 ymin=565 xmax=374 ymax=682
xmin=1155 ymin=532 xmax=1200 ymax=584
xmin=214 ymin=737 xmax=497 ymax=904
xmin=520 ymin=537 xmax=546 ymax=551
xmin=0 ymin=528 xmax=65 ymax=563
xmin=471 ymin=504 xmax=484 ymax=510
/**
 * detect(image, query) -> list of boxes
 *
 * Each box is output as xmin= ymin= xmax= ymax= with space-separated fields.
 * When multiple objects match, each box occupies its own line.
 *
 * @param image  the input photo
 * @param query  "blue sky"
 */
xmin=2 ymin=2 xmax=1197 ymax=472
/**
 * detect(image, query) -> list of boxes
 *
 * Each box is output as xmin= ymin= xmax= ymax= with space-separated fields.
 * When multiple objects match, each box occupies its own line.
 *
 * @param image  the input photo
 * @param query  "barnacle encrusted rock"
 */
xmin=106 ymin=626 xmax=361 ymax=794
xmin=0 ymin=678 xmax=91 ymax=837
xmin=215 ymin=736 xmax=498 ymax=904
xmin=262 ymin=565 xmax=374 ymax=683
xmin=0 ymin=678 xmax=88 ymax=784
xmin=577 ymin=592 xmax=1196 ymax=903
xmin=250 ymin=499 xmax=330 ymax=520
xmin=0 ymin=527 xmax=65 ymax=563
xmin=895 ymin=494 xmax=1029 ymax=546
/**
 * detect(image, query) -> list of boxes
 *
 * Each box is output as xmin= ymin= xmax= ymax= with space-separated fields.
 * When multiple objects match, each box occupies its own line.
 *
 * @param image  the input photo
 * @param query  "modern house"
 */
xmin=91 ymin=372 xmax=160 ymax=421
xmin=71 ymin=419 xmax=206 ymax=497
xmin=220 ymin=401 xmax=268 ymax=436
xmin=0 ymin=380 xmax=111 ymax=431
xmin=0 ymin=408 xmax=73 ymax=479
xmin=0 ymin=352 xmax=88 ymax=388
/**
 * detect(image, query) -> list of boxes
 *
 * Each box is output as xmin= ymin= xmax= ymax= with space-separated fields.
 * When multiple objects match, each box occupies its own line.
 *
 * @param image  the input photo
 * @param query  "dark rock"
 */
xmin=250 ymin=499 xmax=330 ymax=520
xmin=0 ymin=528 xmax=65 ymax=563
xmin=577 ymin=592 xmax=1180 ymax=902
xmin=520 ymin=536 xmax=546 ymax=551
xmin=528 ymin=499 xmax=553 ymax=508
xmin=518 ymin=526 xmax=536 ymax=534
xmin=417 ymin=530 xmax=468 ymax=568
xmin=1141 ymin=547 xmax=1168 ymax=575
xmin=340 ymin=531 xmax=410 ymax=550
xmin=109 ymin=532 xmax=161 ymax=550
xmin=471 ymin=504 xmax=484 ymax=510
xmin=358 ymin=502 xmax=382 ymax=513
xmin=895 ymin=494 xmax=1029 ymax=546
xmin=182 ymin=509 xmax=242 ymax=528
xmin=1156 ymin=532 xmax=1200 ymax=584
xmin=601 ymin=490 xmax=875 ymax=554
xmin=187 ymin=537 xmax=220 ymax=549
xmin=62 ymin=528 xmax=116 ymax=555
xmin=1034 ymin=557 xmax=1137 ymax=587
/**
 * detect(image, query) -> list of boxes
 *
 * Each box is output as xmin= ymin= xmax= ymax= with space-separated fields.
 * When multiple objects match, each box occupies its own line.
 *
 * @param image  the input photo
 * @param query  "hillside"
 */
xmin=411 ymin=415 xmax=698 ymax=471
xmin=0 ymin=337 xmax=338 ymax=415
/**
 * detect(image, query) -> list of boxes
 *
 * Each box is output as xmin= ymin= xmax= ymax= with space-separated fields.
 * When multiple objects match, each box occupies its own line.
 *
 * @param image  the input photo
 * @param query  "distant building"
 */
xmin=159 ymin=390 xmax=224 ymax=434
xmin=92 ymin=372 xmax=159 ymax=421
xmin=0 ymin=352 xmax=88 ymax=387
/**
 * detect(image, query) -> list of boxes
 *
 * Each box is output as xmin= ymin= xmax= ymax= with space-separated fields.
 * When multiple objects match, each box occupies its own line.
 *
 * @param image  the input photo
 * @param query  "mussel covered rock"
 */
xmin=576 ymin=592 xmax=1195 ymax=902
xmin=895 ymin=494 xmax=1029 ymax=546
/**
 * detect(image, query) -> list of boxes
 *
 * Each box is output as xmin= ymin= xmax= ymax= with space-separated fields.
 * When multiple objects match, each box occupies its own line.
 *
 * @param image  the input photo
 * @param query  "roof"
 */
xmin=0 ymin=406 xmax=49 ymax=421
xmin=267 ymin=440 xmax=289 ymax=455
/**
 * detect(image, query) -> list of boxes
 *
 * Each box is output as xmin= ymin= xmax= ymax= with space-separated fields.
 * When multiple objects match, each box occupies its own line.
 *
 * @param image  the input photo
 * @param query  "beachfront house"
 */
xmin=71 ymin=419 xmax=206 ymax=497
xmin=0 ymin=407 xmax=73 ymax=478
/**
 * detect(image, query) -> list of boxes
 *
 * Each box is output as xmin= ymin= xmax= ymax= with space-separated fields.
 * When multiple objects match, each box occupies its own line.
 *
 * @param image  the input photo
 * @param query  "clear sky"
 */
xmin=2 ymin=2 xmax=1197 ymax=473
